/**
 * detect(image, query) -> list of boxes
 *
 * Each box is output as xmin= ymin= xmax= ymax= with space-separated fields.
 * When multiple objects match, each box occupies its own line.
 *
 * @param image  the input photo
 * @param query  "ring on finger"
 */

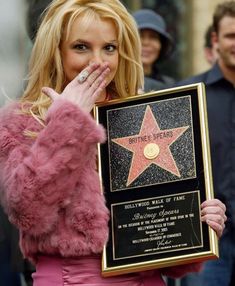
xmin=77 ymin=70 xmax=89 ymax=84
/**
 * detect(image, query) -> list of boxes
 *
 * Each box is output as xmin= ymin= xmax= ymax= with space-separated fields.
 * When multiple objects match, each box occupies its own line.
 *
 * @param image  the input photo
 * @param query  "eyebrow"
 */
xmin=72 ymin=39 xmax=118 ymax=44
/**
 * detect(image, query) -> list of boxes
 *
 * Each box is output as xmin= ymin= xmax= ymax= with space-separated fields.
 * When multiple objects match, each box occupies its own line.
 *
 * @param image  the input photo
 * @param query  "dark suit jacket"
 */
xmin=0 ymin=205 xmax=23 ymax=272
xmin=144 ymin=76 xmax=167 ymax=93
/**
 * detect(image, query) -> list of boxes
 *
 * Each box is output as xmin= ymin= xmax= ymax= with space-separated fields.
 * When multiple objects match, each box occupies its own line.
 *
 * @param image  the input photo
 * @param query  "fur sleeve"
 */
xmin=0 ymin=99 xmax=105 ymax=236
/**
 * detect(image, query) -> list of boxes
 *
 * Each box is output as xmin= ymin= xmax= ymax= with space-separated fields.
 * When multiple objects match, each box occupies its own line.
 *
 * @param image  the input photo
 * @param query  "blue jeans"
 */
xmin=180 ymin=230 xmax=235 ymax=286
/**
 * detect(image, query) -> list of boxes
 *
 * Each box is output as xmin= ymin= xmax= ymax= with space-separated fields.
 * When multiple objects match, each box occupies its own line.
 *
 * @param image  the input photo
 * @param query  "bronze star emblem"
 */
xmin=112 ymin=105 xmax=189 ymax=186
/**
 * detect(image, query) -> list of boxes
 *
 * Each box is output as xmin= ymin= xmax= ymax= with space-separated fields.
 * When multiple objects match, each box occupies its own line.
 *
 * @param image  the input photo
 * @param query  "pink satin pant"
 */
xmin=32 ymin=255 xmax=145 ymax=286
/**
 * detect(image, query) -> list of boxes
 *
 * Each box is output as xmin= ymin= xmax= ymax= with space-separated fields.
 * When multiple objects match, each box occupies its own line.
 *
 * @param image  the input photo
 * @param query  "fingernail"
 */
xmin=89 ymin=62 xmax=99 ymax=68
xmin=41 ymin=87 xmax=47 ymax=93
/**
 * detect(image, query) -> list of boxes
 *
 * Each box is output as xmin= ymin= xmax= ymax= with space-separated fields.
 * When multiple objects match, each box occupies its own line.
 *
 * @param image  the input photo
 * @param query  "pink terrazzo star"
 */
xmin=112 ymin=105 xmax=189 ymax=186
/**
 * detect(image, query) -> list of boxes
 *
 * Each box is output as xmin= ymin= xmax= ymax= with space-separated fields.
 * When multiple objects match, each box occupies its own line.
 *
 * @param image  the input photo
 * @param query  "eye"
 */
xmin=105 ymin=44 xmax=117 ymax=52
xmin=73 ymin=43 xmax=87 ymax=51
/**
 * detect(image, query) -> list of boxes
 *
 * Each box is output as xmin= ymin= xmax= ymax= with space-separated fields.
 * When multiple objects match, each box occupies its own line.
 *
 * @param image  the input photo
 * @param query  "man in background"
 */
xmin=203 ymin=24 xmax=218 ymax=65
xmin=178 ymin=1 xmax=235 ymax=285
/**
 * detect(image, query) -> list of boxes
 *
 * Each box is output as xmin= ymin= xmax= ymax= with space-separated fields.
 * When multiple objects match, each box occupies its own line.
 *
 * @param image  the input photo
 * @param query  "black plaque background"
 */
xmin=96 ymin=84 xmax=215 ymax=274
xmin=112 ymin=191 xmax=202 ymax=260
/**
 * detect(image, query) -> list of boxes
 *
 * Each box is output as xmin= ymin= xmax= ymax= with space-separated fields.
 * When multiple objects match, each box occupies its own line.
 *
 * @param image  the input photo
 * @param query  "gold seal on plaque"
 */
xmin=144 ymin=143 xmax=160 ymax=159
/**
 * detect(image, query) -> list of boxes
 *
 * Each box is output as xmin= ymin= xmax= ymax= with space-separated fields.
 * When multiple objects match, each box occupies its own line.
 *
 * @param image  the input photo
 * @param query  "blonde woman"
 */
xmin=0 ymin=0 xmax=226 ymax=285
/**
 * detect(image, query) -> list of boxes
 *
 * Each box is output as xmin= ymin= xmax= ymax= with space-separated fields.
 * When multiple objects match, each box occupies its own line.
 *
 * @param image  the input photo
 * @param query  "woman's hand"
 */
xmin=201 ymin=199 xmax=227 ymax=238
xmin=42 ymin=62 xmax=110 ymax=113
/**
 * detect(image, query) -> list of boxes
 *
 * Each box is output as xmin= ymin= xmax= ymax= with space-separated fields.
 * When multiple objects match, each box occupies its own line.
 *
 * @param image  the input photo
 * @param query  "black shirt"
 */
xmin=178 ymin=63 xmax=235 ymax=229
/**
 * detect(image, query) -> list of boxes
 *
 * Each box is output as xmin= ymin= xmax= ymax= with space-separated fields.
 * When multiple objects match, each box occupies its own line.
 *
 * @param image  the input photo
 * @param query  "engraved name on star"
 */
xmin=112 ymin=105 xmax=189 ymax=186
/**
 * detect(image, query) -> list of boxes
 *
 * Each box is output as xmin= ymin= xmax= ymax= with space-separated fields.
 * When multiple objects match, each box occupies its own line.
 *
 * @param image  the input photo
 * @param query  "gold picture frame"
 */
xmin=94 ymin=83 xmax=218 ymax=277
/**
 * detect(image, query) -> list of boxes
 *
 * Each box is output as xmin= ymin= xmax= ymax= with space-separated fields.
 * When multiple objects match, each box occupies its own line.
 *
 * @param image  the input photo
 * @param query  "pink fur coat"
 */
xmin=0 ymin=99 xmax=109 ymax=262
xmin=0 ymin=99 xmax=202 ymax=282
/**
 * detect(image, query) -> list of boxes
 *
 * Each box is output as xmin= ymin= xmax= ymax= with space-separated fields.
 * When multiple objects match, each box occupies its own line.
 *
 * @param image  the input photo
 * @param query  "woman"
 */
xmin=0 ymin=0 xmax=226 ymax=285
xmin=133 ymin=9 xmax=175 ymax=86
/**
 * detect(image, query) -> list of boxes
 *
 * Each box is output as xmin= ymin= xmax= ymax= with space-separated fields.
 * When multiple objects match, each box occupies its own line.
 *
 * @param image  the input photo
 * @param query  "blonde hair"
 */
xmin=21 ymin=0 xmax=143 ymax=122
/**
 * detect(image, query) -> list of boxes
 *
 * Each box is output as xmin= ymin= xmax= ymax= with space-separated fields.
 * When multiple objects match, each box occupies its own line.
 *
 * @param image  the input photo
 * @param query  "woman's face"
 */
xmin=61 ymin=16 xmax=119 ymax=91
xmin=139 ymin=29 xmax=162 ymax=67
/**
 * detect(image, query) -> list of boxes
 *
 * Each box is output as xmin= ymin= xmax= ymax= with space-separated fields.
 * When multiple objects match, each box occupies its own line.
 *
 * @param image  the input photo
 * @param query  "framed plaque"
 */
xmin=94 ymin=83 xmax=218 ymax=277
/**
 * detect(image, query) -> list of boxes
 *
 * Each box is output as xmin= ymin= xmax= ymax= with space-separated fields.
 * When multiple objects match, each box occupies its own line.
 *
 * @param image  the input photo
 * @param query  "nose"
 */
xmin=89 ymin=51 xmax=104 ymax=65
xmin=141 ymin=35 xmax=150 ymax=45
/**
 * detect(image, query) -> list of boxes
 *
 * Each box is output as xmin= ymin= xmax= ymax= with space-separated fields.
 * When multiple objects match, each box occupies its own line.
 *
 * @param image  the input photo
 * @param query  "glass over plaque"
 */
xmin=94 ymin=83 xmax=218 ymax=277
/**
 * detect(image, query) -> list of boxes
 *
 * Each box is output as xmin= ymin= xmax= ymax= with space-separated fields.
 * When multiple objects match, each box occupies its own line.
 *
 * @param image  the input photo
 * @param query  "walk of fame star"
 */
xmin=112 ymin=105 xmax=189 ymax=186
